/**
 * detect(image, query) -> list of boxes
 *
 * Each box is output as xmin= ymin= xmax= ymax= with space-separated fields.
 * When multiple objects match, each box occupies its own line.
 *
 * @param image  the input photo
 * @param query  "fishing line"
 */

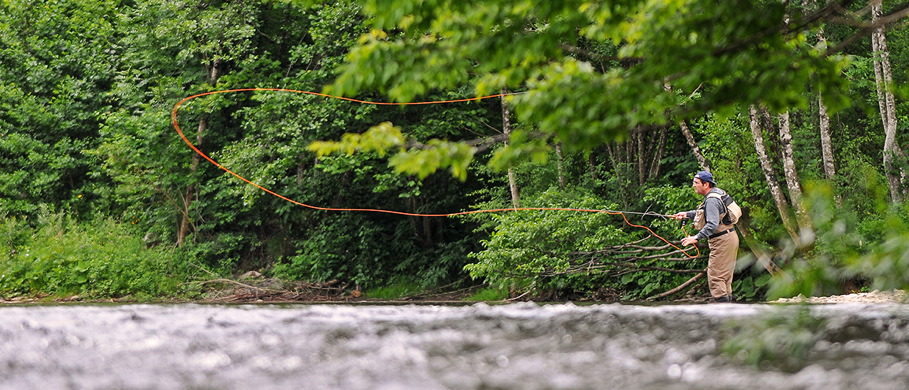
xmin=171 ymin=88 xmax=701 ymax=258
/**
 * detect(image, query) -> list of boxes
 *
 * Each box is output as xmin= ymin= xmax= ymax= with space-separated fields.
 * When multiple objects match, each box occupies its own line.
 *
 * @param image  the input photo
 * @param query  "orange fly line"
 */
xmin=171 ymin=88 xmax=700 ymax=258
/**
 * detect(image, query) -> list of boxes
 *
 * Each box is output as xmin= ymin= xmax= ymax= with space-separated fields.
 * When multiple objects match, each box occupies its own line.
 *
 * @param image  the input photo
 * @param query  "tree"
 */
xmin=750 ymin=106 xmax=800 ymax=242
xmin=0 ymin=0 xmax=119 ymax=216
xmin=96 ymin=0 xmax=262 ymax=246
xmin=303 ymin=0 xmax=909 ymax=179
xmin=871 ymin=0 xmax=908 ymax=203
xmin=500 ymin=92 xmax=522 ymax=208
xmin=777 ymin=111 xmax=811 ymax=229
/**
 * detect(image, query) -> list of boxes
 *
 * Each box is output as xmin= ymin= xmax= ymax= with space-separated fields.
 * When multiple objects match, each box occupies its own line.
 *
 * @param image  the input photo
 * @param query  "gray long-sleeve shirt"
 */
xmin=684 ymin=188 xmax=728 ymax=241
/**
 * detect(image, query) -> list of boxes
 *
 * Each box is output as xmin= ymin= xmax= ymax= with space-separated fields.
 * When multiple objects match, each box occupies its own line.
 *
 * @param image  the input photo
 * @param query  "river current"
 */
xmin=1 ymin=302 xmax=907 ymax=389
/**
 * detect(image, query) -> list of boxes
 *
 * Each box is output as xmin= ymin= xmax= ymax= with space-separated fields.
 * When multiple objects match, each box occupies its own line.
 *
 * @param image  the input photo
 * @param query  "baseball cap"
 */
xmin=694 ymin=171 xmax=715 ymax=185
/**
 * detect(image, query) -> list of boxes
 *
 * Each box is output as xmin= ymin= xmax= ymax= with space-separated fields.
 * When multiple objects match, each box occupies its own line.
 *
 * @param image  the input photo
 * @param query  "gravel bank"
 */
xmin=772 ymin=289 xmax=907 ymax=304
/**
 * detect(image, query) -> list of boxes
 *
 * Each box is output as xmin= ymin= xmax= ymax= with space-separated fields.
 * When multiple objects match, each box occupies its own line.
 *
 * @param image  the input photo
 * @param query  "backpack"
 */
xmin=706 ymin=192 xmax=742 ymax=225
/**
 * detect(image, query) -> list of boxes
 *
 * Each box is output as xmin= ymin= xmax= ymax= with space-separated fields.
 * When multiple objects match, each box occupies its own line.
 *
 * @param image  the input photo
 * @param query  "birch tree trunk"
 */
xmin=750 ymin=105 xmax=799 ymax=242
xmin=778 ymin=112 xmax=810 ymax=229
xmin=818 ymin=94 xmax=836 ymax=179
xmin=871 ymin=0 xmax=907 ymax=203
xmin=801 ymin=0 xmax=835 ymax=182
xmin=663 ymin=83 xmax=710 ymax=171
xmin=679 ymin=121 xmax=710 ymax=171
xmin=501 ymin=92 xmax=521 ymax=208
xmin=555 ymin=142 xmax=566 ymax=189
xmin=816 ymin=30 xmax=836 ymax=180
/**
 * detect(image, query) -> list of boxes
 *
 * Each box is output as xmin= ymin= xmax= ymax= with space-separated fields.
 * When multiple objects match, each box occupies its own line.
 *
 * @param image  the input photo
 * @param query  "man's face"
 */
xmin=692 ymin=178 xmax=711 ymax=196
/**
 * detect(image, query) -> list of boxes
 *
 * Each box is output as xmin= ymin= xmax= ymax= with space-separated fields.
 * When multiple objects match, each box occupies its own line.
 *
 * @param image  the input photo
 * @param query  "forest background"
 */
xmin=1 ymin=0 xmax=908 ymax=302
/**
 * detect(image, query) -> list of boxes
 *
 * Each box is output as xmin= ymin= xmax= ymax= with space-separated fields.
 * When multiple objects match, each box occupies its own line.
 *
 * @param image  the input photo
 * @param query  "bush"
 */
xmin=463 ymin=186 xmax=696 ymax=299
xmin=765 ymin=182 xmax=909 ymax=299
xmin=0 ymin=212 xmax=199 ymax=299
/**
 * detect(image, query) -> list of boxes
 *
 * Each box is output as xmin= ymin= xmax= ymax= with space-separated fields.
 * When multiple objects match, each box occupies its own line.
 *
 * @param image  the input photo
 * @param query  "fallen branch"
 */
xmin=646 ymin=271 xmax=706 ymax=301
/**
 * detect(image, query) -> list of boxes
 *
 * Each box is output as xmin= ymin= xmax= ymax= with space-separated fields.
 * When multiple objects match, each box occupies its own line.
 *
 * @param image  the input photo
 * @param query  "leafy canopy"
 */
xmin=298 ymin=0 xmax=851 ymax=177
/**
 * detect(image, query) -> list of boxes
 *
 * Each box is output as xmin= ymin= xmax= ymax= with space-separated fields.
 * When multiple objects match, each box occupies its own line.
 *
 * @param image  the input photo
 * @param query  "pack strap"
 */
xmin=705 ymin=192 xmax=732 ymax=225
xmin=708 ymin=228 xmax=736 ymax=239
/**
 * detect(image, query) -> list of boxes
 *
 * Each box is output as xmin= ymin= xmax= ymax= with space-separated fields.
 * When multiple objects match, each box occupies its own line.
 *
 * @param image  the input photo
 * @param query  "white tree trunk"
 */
xmin=555 ymin=142 xmax=566 ymax=189
xmin=803 ymin=0 xmax=836 ymax=181
xmin=816 ymin=26 xmax=836 ymax=180
xmin=649 ymin=127 xmax=667 ymax=180
xmin=778 ymin=111 xmax=810 ymax=229
xmin=679 ymin=121 xmax=710 ymax=171
xmin=501 ymin=92 xmax=521 ymax=208
xmin=750 ymin=106 xmax=799 ymax=242
xmin=663 ymin=83 xmax=711 ymax=171
xmin=872 ymin=0 xmax=907 ymax=203
xmin=818 ymin=94 xmax=836 ymax=180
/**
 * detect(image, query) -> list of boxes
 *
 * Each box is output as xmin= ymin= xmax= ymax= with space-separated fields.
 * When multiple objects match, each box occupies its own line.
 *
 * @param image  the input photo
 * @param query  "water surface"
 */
xmin=1 ymin=302 xmax=907 ymax=389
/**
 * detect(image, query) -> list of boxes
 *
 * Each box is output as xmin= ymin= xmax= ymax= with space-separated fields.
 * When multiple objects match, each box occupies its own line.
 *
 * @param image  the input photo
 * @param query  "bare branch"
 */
xmin=827 ymin=3 xmax=909 ymax=54
xmin=646 ymin=272 xmax=706 ymax=301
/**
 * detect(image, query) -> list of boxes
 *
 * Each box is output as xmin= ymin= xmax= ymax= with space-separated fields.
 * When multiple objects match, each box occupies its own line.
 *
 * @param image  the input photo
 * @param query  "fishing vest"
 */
xmin=693 ymin=189 xmax=741 ymax=230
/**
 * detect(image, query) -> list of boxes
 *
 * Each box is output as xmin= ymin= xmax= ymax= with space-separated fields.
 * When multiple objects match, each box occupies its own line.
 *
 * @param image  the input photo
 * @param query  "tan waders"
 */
xmin=706 ymin=222 xmax=738 ymax=299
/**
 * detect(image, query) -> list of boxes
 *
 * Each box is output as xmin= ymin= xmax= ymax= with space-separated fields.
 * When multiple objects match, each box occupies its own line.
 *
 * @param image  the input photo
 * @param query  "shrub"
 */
xmin=464 ymin=187 xmax=695 ymax=299
xmin=0 ymin=212 xmax=198 ymax=299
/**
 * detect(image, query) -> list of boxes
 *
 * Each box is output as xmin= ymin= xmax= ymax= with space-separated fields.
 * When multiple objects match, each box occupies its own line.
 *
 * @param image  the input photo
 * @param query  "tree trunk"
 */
xmin=872 ymin=0 xmax=907 ymax=203
xmin=818 ymin=94 xmax=836 ymax=180
xmin=587 ymin=152 xmax=598 ymax=182
xmin=176 ymin=116 xmax=206 ymax=246
xmin=778 ymin=111 xmax=811 ymax=229
xmin=750 ymin=105 xmax=799 ymax=242
xmin=556 ymin=142 xmax=566 ymax=189
xmin=663 ymin=82 xmax=710 ymax=171
xmin=177 ymin=58 xmax=221 ymax=246
xmin=636 ymin=129 xmax=646 ymax=186
xmin=648 ymin=127 xmax=667 ymax=180
xmin=800 ymin=0 xmax=836 ymax=182
xmin=679 ymin=120 xmax=711 ymax=171
xmin=815 ymin=27 xmax=837 ymax=180
xmin=501 ymin=91 xmax=521 ymax=208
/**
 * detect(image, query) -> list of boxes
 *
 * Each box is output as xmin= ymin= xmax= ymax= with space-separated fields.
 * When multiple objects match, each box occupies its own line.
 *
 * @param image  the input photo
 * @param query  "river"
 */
xmin=0 ymin=302 xmax=907 ymax=389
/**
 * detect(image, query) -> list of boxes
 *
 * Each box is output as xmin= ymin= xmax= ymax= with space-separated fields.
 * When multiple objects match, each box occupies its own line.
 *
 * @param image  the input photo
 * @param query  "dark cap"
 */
xmin=694 ymin=171 xmax=715 ymax=185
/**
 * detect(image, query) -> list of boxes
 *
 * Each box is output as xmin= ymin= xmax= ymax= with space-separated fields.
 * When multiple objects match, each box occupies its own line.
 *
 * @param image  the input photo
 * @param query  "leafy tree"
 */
xmin=304 ymin=0 xmax=874 ymax=176
xmin=93 ymin=0 xmax=264 ymax=253
xmin=0 ymin=0 xmax=119 ymax=216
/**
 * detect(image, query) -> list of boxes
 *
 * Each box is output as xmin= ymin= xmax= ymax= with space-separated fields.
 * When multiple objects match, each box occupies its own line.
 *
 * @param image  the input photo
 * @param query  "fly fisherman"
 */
xmin=669 ymin=171 xmax=739 ymax=303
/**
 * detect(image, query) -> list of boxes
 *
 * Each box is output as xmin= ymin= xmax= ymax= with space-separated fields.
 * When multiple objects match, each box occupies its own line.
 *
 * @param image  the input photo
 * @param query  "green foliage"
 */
xmin=465 ymin=187 xmax=639 ymax=295
xmin=1 ymin=0 xmax=907 ymax=302
xmin=0 ymin=214 xmax=30 ymax=256
xmin=722 ymin=307 xmax=827 ymax=372
xmin=734 ymin=273 xmax=772 ymax=302
xmin=309 ymin=122 xmax=405 ymax=158
xmin=0 ymin=212 xmax=200 ymax=299
xmin=765 ymin=182 xmax=909 ymax=299
xmin=271 ymin=212 xmax=406 ymax=288
xmin=364 ymin=281 xmax=421 ymax=299
xmin=0 ymin=0 xmax=119 ymax=217
xmin=309 ymin=121 xmax=477 ymax=181
xmin=465 ymin=287 xmax=509 ymax=301
xmin=844 ymin=202 xmax=909 ymax=291
xmin=320 ymin=0 xmax=853 ymax=177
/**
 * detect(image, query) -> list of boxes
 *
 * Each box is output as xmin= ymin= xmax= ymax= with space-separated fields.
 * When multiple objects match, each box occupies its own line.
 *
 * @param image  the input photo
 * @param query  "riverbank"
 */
xmin=2 ymin=271 xmax=905 ymax=305
xmin=771 ymin=289 xmax=907 ymax=304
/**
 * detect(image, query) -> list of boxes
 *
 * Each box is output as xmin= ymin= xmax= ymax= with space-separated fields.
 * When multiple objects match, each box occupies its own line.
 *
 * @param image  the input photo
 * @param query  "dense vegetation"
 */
xmin=0 ymin=0 xmax=907 ymax=301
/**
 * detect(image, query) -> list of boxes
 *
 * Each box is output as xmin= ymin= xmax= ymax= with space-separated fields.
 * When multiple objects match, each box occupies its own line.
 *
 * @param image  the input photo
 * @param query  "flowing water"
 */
xmin=1 ymin=302 xmax=908 ymax=390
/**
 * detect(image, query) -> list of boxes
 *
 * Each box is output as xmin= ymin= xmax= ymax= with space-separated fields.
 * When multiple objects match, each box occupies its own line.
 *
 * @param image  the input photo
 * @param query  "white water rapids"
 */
xmin=1 ymin=302 xmax=908 ymax=389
